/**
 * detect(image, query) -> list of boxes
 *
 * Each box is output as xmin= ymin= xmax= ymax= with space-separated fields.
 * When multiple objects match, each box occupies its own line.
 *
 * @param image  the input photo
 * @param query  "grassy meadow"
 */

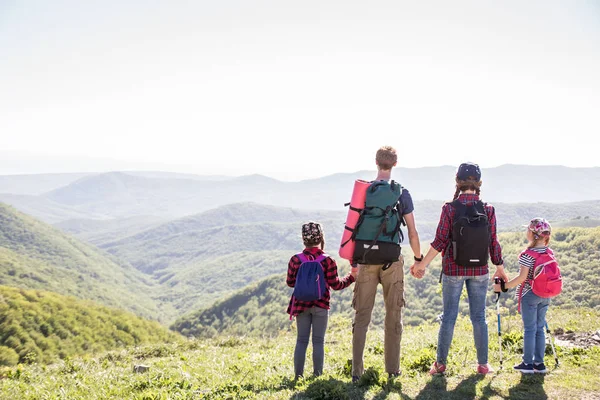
xmin=2 ymin=308 xmax=598 ymax=400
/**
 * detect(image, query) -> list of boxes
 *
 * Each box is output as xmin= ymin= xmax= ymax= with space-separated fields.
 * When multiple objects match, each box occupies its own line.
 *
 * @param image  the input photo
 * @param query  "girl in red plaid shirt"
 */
xmin=286 ymin=221 xmax=357 ymax=379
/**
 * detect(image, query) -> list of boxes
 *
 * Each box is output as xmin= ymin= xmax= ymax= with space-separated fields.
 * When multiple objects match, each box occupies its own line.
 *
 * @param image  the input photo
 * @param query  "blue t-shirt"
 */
xmin=399 ymin=188 xmax=414 ymax=216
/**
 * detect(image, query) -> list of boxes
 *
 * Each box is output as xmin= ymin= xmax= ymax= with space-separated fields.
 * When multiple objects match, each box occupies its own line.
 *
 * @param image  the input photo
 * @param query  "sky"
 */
xmin=1 ymin=1 xmax=599 ymax=181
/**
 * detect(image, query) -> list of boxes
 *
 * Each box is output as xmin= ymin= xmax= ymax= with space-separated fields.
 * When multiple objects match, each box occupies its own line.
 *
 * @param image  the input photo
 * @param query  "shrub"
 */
xmin=0 ymin=346 xmax=19 ymax=366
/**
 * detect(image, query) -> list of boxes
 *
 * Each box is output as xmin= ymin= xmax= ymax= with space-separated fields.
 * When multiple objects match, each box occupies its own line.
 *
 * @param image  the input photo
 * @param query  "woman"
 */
xmin=410 ymin=162 xmax=508 ymax=375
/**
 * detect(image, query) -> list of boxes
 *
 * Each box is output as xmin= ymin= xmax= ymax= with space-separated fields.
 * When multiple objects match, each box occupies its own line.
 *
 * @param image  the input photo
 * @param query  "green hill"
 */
xmin=0 ymin=286 xmax=179 ymax=366
xmin=2 ymin=308 xmax=599 ymax=399
xmin=172 ymin=227 xmax=600 ymax=338
xmin=97 ymin=204 xmax=345 ymax=318
xmin=0 ymin=203 xmax=160 ymax=319
xmin=54 ymin=215 xmax=165 ymax=246
xmin=553 ymin=217 xmax=600 ymax=228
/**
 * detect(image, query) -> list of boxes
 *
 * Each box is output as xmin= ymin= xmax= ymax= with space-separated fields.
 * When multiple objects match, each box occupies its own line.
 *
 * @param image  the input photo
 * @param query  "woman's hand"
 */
xmin=492 ymin=264 xmax=508 ymax=283
xmin=350 ymin=266 xmax=358 ymax=279
xmin=410 ymin=262 xmax=426 ymax=279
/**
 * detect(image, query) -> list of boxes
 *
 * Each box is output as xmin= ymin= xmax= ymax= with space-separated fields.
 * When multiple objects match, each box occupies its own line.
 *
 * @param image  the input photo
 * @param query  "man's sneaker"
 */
xmin=352 ymin=375 xmax=360 ymax=383
xmin=388 ymin=371 xmax=401 ymax=379
xmin=477 ymin=364 xmax=494 ymax=375
xmin=429 ymin=362 xmax=446 ymax=375
xmin=533 ymin=363 xmax=548 ymax=373
xmin=513 ymin=362 xmax=534 ymax=374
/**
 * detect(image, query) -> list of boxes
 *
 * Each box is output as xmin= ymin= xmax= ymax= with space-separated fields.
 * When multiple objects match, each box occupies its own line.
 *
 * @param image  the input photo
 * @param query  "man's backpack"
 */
xmin=518 ymin=249 xmax=562 ymax=312
xmin=352 ymin=180 xmax=405 ymax=264
xmin=451 ymin=200 xmax=490 ymax=267
xmin=292 ymin=253 xmax=327 ymax=302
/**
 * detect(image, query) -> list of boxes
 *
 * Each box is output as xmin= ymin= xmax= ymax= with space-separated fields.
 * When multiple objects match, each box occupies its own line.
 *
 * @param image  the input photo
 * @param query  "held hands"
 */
xmin=350 ymin=266 xmax=358 ymax=279
xmin=410 ymin=262 xmax=426 ymax=279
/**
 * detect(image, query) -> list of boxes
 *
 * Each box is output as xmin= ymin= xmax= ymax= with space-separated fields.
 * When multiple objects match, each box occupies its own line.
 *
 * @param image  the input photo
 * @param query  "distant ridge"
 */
xmin=2 ymin=165 xmax=599 ymax=222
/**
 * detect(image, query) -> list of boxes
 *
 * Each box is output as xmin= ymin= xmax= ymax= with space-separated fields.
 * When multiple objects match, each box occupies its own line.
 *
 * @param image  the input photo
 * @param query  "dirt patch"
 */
xmin=552 ymin=329 xmax=600 ymax=348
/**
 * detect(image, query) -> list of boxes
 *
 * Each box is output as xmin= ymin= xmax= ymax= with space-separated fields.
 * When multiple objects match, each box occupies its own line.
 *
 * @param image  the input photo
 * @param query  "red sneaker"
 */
xmin=429 ymin=362 xmax=446 ymax=375
xmin=477 ymin=364 xmax=494 ymax=375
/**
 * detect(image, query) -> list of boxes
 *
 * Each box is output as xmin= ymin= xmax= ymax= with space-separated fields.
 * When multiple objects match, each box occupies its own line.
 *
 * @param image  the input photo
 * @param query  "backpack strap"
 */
xmin=341 ymin=197 xmax=365 ymax=248
xmin=314 ymin=254 xmax=327 ymax=263
xmin=517 ymin=284 xmax=524 ymax=313
xmin=297 ymin=252 xmax=327 ymax=264
xmin=296 ymin=253 xmax=308 ymax=263
xmin=391 ymin=180 xmax=406 ymax=241
xmin=450 ymin=199 xmax=465 ymax=211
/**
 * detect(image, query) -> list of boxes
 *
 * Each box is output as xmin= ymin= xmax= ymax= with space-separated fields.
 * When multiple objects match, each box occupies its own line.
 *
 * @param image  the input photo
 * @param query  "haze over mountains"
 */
xmin=1 ymin=165 xmax=600 ymax=225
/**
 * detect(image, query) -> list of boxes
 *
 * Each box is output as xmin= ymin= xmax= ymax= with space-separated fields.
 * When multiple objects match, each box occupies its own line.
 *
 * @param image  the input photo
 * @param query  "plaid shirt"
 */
xmin=430 ymin=194 xmax=504 ymax=276
xmin=286 ymin=247 xmax=355 ymax=317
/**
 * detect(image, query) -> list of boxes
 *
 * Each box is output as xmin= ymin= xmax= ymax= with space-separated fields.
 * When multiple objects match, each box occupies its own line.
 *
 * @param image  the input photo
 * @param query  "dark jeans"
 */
xmin=294 ymin=306 xmax=328 ymax=377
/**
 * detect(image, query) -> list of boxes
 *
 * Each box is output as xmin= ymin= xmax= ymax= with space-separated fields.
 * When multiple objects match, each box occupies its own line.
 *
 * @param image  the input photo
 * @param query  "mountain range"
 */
xmin=1 ymin=165 xmax=600 ymax=223
xmin=3 ymin=195 xmax=600 ymax=325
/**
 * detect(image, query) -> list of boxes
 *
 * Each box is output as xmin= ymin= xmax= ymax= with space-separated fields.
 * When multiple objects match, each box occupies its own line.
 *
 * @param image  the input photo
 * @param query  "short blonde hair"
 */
xmin=376 ymin=146 xmax=397 ymax=170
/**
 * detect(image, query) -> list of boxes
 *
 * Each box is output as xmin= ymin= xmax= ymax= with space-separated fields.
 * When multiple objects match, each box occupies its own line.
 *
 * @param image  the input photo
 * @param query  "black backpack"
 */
xmin=450 ymin=200 xmax=490 ymax=267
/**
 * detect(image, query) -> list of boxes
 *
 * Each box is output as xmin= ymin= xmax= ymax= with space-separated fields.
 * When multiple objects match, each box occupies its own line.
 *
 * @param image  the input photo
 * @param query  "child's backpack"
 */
xmin=292 ymin=253 xmax=327 ymax=302
xmin=450 ymin=200 xmax=490 ymax=267
xmin=518 ymin=249 xmax=562 ymax=311
xmin=352 ymin=180 xmax=405 ymax=264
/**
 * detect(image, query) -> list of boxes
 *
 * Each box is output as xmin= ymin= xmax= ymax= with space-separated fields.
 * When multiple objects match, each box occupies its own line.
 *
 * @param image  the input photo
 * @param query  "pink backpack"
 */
xmin=518 ymin=248 xmax=562 ymax=311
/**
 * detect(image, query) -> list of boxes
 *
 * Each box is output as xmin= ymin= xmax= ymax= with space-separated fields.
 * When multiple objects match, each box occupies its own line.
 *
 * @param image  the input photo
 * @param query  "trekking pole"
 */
xmin=493 ymin=278 xmax=507 ymax=369
xmin=545 ymin=321 xmax=560 ymax=367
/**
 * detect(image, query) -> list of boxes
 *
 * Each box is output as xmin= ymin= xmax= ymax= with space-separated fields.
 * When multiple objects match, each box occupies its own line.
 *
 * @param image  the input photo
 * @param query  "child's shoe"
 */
xmin=533 ymin=363 xmax=548 ymax=373
xmin=513 ymin=362 xmax=534 ymax=374
xmin=477 ymin=364 xmax=494 ymax=374
xmin=429 ymin=362 xmax=446 ymax=375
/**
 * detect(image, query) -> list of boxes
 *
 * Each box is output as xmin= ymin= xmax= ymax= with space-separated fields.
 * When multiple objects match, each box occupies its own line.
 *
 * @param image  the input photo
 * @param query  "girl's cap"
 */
xmin=302 ymin=221 xmax=323 ymax=243
xmin=525 ymin=217 xmax=552 ymax=237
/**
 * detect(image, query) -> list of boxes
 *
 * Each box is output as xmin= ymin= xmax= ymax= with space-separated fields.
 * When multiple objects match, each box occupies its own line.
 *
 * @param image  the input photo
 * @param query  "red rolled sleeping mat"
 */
xmin=339 ymin=179 xmax=370 ymax=260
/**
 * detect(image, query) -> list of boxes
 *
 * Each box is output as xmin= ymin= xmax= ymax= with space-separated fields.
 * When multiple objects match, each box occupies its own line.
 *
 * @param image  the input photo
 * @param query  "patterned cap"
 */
xmin=302 ymin=221 xmax=323 ymax=243
xmin=456 ymin=162 xmax=481 ymax=181
xmin=526 ymin=217 xmax=552 ymax=238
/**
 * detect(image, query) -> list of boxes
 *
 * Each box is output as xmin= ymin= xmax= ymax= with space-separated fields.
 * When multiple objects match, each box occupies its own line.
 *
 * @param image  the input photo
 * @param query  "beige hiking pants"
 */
xmin=351 ymin=257 xmax=405 ymax=376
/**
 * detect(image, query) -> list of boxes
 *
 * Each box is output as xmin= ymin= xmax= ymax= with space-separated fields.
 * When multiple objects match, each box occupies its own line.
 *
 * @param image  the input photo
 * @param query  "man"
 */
xmin=351 ymin=146 xmax=422 ymax=381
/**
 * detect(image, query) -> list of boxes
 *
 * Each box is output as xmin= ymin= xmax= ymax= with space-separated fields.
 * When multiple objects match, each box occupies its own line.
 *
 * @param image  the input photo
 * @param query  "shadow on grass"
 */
xmin=414 ymin=374 xmax=484 ymax=400
xmin=289 ymin=367 xmax=411 ymax=400
xmin=507 ymin=373 xmax=547 ymax=400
